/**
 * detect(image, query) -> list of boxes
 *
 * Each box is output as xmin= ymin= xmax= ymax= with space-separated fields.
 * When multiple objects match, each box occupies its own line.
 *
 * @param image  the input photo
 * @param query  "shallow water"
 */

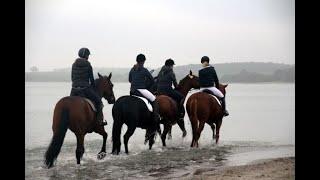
xmin=25 ymin=82 xmax=294 ymax=179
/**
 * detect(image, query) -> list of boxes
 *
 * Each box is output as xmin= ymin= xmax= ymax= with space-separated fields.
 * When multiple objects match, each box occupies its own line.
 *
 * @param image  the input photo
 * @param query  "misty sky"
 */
xmin=26 ymin=0 xmax=294 ymax=71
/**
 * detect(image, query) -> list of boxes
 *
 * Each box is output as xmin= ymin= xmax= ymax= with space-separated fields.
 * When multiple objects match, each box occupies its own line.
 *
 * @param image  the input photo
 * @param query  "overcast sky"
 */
xmin=26 ymin=0 xmax=294 ymax=71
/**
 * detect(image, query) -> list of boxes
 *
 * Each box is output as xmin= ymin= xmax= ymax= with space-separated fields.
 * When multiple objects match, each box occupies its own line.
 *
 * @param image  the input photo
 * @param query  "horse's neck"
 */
xmin=177 ymin=84 xmax=191 ymax=97
xmin=93 ymin=84 xmax=103 ymax=99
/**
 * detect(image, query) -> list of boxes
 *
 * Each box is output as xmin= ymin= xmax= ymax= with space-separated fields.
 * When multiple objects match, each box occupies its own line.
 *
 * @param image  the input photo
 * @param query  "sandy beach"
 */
xmin=191 ymin=157 xmax=295 ymax=180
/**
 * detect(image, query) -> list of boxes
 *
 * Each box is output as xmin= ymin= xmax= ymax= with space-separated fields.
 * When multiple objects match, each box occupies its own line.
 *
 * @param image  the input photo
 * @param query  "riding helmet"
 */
xmin=201 ymin=56 xmax=210 ymax=63
xmin=165 ymin=59 xmax=175 ymax=66
xmin=78 ymin=48 xmax=91 ymax=59
xmin=136 ymin=54 xmax=146 ymax=63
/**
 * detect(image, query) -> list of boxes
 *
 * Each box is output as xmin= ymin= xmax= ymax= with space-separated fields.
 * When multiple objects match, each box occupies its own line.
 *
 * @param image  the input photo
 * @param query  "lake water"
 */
xmin=25 ymin=82 xmax=294 ymax=179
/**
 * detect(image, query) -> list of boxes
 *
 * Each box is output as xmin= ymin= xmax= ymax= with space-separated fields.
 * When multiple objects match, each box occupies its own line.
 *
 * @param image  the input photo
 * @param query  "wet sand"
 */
xmin=191 ymin=157 xmax=295 ymax=180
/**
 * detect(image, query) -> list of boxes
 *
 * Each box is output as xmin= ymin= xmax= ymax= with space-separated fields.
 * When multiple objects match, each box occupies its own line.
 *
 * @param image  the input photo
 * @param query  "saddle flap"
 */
xmin=84 ymin=98 xmax=97 ymax=112
xmin=201 ymin=89 xmax=221 ymax=106
xmin=131 ymin=95 xmax=153 ymax=112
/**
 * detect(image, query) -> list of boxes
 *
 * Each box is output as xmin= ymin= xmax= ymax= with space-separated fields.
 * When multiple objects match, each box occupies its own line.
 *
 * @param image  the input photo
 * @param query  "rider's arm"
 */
xmin=129 ymin=68 xmax=133 ymax=83
xmin=171 ymin=72 xmax=178 ymax=88
xmin=212 ymin=67 xmax=220 ymax=88
xmin=88 ymin=64 xmax=96 ymax=88
xmin=145 ymin=69 xmax=154 ymax=82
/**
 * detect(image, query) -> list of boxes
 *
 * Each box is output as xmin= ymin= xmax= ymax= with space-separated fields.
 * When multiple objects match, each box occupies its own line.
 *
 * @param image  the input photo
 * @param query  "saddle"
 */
xmin=130 ymin=90 xmax=153 ymax=112
xmin=201 ymin=89 xmax=222 ymax=106
xmin=83 ymin=98 xmax=97 ymax=112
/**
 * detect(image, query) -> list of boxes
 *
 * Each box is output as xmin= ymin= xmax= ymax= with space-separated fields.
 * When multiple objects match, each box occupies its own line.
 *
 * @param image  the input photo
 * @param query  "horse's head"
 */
xmin=176 ymin=70 xmax=200 ymax=96
xmin=178 ymin=70 xmax=200 ymax=89
xmin=218 ymin=83 xmax=228 ymax=96
xmin=96 ymin=72 xmax=116 ymax=104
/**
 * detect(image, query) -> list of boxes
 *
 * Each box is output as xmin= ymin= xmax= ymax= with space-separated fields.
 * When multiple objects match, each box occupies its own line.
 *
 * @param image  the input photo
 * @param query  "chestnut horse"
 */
xmin=186 ymin=83 xmax=228 ymax=147
xmin=44 ymin=73 xmax=115 ymax=168
xmin=157 ymin=70 xmax=200 ymax=146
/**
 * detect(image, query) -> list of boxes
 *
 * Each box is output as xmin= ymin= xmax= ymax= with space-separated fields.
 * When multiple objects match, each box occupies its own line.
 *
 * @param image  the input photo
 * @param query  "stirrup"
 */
xmin=99 ymin=120 xmax=108 ymax=126
xmin=224 ymin=110 xmax=229 ymax=116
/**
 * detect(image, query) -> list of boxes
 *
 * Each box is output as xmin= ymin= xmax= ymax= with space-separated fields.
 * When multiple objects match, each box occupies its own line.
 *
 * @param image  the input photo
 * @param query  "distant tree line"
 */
xmin=25 ymin=62 xmax=294 ymax=83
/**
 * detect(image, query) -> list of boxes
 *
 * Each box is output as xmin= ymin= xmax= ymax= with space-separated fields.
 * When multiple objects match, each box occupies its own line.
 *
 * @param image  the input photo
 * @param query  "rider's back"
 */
xmin=71 ymin=58 xmax=92 ymax=88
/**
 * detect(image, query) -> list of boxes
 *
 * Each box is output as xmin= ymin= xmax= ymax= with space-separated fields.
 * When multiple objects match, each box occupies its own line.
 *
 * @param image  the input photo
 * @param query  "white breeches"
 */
xmin=137 ymin=89 xmax=156 ymax=102
xmin=200 ymin=86 xmax=224 ymax=98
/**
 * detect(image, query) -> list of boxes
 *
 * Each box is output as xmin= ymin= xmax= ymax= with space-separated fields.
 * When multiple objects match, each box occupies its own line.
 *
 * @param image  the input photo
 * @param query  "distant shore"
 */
xmin=191 ymin=157 xmax=294 ymax=180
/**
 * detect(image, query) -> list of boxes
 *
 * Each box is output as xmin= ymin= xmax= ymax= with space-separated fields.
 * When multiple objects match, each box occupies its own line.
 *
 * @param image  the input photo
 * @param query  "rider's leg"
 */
xmin=137 ymin=89 xmax=160 ymax=136
xmin=169 ymin=89 xmax=185 ymax=119
xmin=207 ymin=87 xmax=229 ymax=116
xmin=86 ymin=88 xmax=107 ymax=126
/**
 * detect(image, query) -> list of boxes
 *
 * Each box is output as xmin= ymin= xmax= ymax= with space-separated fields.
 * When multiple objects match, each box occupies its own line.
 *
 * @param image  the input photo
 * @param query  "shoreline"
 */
xmin=191 ymin=157 xmax=295 ymax=180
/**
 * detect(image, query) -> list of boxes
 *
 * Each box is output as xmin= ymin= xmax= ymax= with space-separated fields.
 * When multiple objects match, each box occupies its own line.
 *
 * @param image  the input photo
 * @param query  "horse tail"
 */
xmin=190 ymin=98 xmax=199 ymax=129
xmin=112 ymin=103 xmax=123 ymax=153
xmin=44 ymin=108 xmax=69 ymax=168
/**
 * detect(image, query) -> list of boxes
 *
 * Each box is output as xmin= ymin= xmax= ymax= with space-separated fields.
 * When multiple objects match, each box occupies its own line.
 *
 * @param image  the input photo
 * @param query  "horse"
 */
xmin=111 ymin=93 xmax=160 ymax=154
xmin=186 ymin=83 xmax=228 ymax=147
xmin=44 ymin=73 xmax=115 ymax=168
xmin=157 ymin=70 xmax=200 ymax=147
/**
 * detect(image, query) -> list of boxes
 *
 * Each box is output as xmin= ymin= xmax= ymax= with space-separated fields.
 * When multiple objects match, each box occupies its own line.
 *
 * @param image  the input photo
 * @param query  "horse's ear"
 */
xmin=98 ymin=72 xmax=102 ymax=78
xmin=189 ymin=70 xmax=193 ymax=75
xmin=108 ymin=72 xmax=112 ymax=79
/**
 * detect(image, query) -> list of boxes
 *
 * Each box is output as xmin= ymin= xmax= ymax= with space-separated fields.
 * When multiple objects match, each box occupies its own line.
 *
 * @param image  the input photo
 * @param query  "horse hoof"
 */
xmin=182 ymin=131 xmax=187 ymax=138
xmin=97 ymin=152 xmax=106 ymax=160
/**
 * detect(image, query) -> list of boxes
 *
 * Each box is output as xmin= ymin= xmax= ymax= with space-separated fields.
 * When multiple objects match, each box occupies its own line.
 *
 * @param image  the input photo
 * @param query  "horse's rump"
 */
xmin=112 ymin=96 xmax=152 ymax=129
xmin=157 ymin=95 xmax=178 ymax=123
xmin=54 ymin=96 xmax=95 ymax=132
xmin=187 ymin=92 xmax=223 ymax=123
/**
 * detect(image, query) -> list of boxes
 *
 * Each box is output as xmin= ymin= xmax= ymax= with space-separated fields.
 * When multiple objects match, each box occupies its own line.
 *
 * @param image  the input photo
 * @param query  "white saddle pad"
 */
xmin=209 ymin=94 xmax=221 ymax=106
xmin=132 ymin=95 xmax=153 ymax=112
xmin=84 ymin=98 xmax=97 ymax=112
xmin=197 ymin=89 xmax=222 ymax=106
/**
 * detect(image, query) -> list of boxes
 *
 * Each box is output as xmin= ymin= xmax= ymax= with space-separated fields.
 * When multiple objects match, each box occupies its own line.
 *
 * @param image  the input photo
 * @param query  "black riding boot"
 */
xmin=97 ymin=104 xmax=107 ymax=126
xmin=150 ymin=99 xmax=161 ymax=135
xmin=221 ymin=97 xmax=229 ymax=116
xmin=178 ymin=98 xmax=185 ymax=120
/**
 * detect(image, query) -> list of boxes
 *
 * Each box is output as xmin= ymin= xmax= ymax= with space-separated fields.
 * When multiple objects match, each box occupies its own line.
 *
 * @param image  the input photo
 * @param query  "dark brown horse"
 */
xmin=157 ymin=70 xmax=200 ymax=146
xmin=186 ymin=83 xmax=228 ymax=147
xmin=44 ymin=73 xmax=115 ymax=168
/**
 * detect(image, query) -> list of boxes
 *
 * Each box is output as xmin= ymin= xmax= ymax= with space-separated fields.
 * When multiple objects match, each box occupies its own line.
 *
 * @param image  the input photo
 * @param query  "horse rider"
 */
xmin=156 ymin=59 xmax=185 ymax=120
xmin=198 ymin=56 xmax=229 ymax=116
xmin=129 ymin=54 xmax=160 ymax=134
xmin=70 ymin=47 xmax=108 ymax=126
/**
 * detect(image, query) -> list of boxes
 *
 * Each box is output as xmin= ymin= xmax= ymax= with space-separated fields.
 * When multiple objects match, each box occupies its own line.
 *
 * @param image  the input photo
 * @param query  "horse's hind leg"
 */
xmin=123 ymin=126 xmax=136 ymax=154
xmin=94 ymin=126 xmax=108 ymax=160
xmin=161 ymin=123 xmax=170 ymax=147
xmin=195 ymin=122 xmax=205 ymax=148
xmin=210 ymin=124 xmax=216 ymax=140
xmin=75 ymin=134 xmax=85 ymax=165
xmin=177 ymin=118 xmax=187 ymax=138
xmin=190 ymin=117 xmax=198 ymax=147
xmin=167 ymin=125 xmax=172 ymax=140
xmin=149 ymin=133 xmax=156 ymax=150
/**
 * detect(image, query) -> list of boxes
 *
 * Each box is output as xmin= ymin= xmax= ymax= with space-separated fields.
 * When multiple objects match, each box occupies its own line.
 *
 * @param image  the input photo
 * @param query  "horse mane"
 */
xmin=176 ymin=74 xmax=199 ymax=89
xmin=176 ymin=76 xmax=188 ymax=90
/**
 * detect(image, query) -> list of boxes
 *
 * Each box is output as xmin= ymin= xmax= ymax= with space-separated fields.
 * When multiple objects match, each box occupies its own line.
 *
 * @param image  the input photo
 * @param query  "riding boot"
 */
xmin=178 ymin=98 xmax=185 ymax=120
xmin=97 ymin=104 xmax=107 ymax=126
xmin=150 ymin=99 xmax=161 ymax=135
xmin=221 ymin=97 xmax=229 ymax=116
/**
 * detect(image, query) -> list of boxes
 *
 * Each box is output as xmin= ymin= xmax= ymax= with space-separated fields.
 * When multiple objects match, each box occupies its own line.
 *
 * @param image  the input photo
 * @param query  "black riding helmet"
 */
xmin=165 ymin=59 xmax=175 ymax=66
xmin=201 ymin=56 xmax=210 ymax=63
xmin=136 ymin=54 xmax=146 ymax=63
xmin=78 ymin=48 xmax=91 ymax=59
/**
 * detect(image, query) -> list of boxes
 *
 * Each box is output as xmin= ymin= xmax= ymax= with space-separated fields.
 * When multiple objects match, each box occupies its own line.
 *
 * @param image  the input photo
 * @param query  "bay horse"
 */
xmin=186 ymin=83 xmax=228 ymax=147
xmin=44 ymin=73 xmax=115 ymax=168
xmin=157 ymin=70 xmax=200 ymax=146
